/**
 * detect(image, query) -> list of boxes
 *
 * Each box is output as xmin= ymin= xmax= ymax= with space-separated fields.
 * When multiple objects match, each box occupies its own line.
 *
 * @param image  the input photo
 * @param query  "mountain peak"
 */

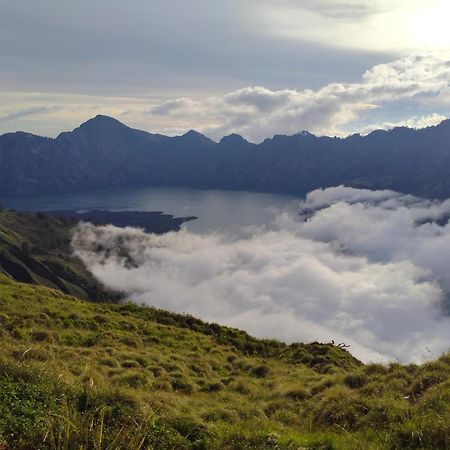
xmin=78 ymin=115 xmax=128 ymax=130
xmin=436 ymin=118 xmax=450 ymax=129
xmin=219 ymin=133 xmax=248 ymax=145
xmin=180 ymin=130 xmax=214 ymax=144
xmin=296 ymin=130 xmax=314 ymax=137
xmin=59 ymin=115 xmax=132 ymax=140
xmin=183 ymin=129 xmax=205 ymax=138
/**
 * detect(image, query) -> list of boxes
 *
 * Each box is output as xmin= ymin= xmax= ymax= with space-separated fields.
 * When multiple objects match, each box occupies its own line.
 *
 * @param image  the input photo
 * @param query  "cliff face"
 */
xmin=2 ymin=114 xmax=450 ymax=199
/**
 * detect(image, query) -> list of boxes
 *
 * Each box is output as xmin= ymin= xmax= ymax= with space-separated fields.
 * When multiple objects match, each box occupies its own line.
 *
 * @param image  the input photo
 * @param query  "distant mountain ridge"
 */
xmin=1 ymin=114 xmax=450 ymax=199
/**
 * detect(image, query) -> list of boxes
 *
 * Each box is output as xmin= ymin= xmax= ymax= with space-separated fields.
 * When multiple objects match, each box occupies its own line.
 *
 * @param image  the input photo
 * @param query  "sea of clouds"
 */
xmin=72 ymin=186 xmax=450 ymax=364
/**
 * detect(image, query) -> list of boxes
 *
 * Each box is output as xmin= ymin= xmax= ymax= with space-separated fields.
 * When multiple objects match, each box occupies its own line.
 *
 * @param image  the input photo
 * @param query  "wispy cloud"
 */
xmin=0 ymin=106 xmax=60 ymax=123
xmin=358 ymin=113 xmax=447 ymax=135
xmin=273 ymin=0 xmax=383 ymax=20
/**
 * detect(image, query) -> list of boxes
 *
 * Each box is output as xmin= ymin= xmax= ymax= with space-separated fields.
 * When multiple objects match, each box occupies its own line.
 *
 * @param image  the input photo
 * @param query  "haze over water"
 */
xmin=3 ymin=186 xmax=301 ymax=234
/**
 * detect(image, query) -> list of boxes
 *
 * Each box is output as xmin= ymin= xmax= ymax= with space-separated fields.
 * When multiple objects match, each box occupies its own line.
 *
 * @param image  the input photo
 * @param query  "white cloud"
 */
xmin=72 ymin=186 xmax=450 ymax=364
xmin=358 ymin=113 xmax=447 ymax=135
xmin=1 ymin=53 xmax=449 ymax=140
xmin=138 ymin=53 xmax=450 ymax=142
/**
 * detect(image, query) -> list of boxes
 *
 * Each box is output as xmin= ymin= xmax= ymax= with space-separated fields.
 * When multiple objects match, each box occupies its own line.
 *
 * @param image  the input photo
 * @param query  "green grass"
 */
xmin=0 ymin=209 xmax=118 ymax=301
xmin=1 ymin=275 xmax=450 ymax=449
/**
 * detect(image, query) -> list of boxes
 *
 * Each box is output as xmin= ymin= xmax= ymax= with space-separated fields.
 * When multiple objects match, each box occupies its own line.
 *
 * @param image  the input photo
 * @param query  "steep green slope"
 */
xmin=1 ymin=276 xmax=450 ymax=449
xmin=0 ymin=209 xmax=116 ymax=301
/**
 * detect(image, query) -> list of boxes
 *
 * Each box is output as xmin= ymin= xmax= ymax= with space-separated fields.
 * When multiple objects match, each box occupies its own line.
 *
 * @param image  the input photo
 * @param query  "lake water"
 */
xmin=2 ymin=186 xmax=302 ymax=233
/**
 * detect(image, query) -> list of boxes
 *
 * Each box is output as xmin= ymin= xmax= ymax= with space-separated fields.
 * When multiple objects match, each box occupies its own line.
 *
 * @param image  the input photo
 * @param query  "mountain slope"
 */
xmin=2 ymin=116 xmax=450 ymax=199
xmin=0 ymin=209 xmax=196 ymax=300
xmin=2 ymin=275 xmax=450 ymax=449
xmin=0 ymin=209 xmax=116 ymax=301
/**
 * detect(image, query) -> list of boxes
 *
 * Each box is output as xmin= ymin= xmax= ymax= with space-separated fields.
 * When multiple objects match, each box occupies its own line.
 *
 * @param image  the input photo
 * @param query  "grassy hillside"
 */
xmin=1 ymin=276 xmax=450 ymax=449
xmin=0 ymin=209 xmax=118 ymax=301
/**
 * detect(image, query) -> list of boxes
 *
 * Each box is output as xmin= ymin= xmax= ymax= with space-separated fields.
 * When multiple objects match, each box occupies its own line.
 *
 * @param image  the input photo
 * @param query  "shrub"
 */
xmin=284 ymin=386 xmax=310 ymax=401
xmin=410 ymin=372 xmax=447 ymax=397
xmin=143 ymin=420 xmax=187 ymax=450
xmin=112 ymin=371 xmax=148 ymax=388
xmin=149 ymin=365 xmax=163 ymax=377
xmin=310 ymin=377 xmax=335 ymax=395
xmin=229 ymin=379 xmax=255 ymax=395
xmin=344 ymin=372 xmax=369 ymax=389
xmin=31 ymin=330 xmax=53 ymax=343
xmin=361 ymin=398 xmax=410 ymax=429
xmin=200 ymin=382 xmax=224 ymax=393
xmin=314 ymin=388 xmax=369 ymax=430
xmin=99 ymin=357 xmax=119 ymax=368
xmin=250 ymin=364 xmax=269 ymax=378
xmin=164 ymin=415 xmax=209 ymax=444
xmin=121 ymin=359 xmax=141 ymax=369
xmin=171 ymin=377 xmax=195 ymax=394
xmin=119 ymin=335 xmax=141 ymax=348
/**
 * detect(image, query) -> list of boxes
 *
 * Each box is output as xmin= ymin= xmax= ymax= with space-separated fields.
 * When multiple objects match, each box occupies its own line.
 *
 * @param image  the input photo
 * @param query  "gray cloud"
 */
xmin=150 ymin=98 xmax=201 ymax=116
xmin=0 ymin=106 xmax=60 ymax=123
xmin=141 ymin=53 xmax=450 ymax=141
xmin=72 ymin=186 xmax=450 ymax=364
xmin=275 ymin=0 xmax=381 ymax=20
xmin=0 ymin=0 xmax=391 ymax=99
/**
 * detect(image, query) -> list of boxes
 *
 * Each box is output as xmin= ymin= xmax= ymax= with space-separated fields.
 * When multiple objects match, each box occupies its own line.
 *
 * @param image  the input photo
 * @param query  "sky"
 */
xmin=73 ymin=186 xmax=450 ymax=364
xmin=1 ymin=0 xmax=450 ymax=140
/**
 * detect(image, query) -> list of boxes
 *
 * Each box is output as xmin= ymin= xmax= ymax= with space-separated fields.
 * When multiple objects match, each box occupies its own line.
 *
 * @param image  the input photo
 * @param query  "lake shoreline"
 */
xmin=47 ymin=209 xmax=197 ymax=234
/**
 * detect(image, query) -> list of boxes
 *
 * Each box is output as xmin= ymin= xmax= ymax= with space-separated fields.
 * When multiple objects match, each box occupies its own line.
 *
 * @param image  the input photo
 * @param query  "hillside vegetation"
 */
xmin=0 ymin=209 xmax=116 ymax=301
xmin=1 ymin=276 xmax=450 ymax=449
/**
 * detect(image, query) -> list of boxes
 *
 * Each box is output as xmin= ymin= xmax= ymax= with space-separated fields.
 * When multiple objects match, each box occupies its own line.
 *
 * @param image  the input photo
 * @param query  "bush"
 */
xmin=200 ymin=382 xmax=224 ymax=393
xmin=344 ymin=372 xmax=369 ymax=389
xmin=284 ymin=386 xmax=310 ymax=401
xmin=164 ymin=415 xmax=210 ymax=445
xmin=99 ymin=357 xmax=119 ymax=368
xmin=112 ymin=371 xmax=148 ymax=388
xmin=249 ymin=364 xmax=269 ymax=378
xmin=31 ymin=330 xmax=53 ymax=343
xmin=314 ymin=388 xmax=369 ymax=430
xmin=171 ymin=377 xmax=195 ymax=394
xmin=121 ymin=359 xmax=141 ymax=369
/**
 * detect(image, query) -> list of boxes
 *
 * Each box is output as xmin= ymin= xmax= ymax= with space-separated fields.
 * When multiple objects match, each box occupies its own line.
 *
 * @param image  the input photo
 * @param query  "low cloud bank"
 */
xmin=72 ymin=186 xmax=450 ymax=363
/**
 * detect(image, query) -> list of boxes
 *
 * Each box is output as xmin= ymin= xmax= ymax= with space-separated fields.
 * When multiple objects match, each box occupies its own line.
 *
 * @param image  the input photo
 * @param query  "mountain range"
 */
xmin=2 ymin=114 xmax=450 ymax=199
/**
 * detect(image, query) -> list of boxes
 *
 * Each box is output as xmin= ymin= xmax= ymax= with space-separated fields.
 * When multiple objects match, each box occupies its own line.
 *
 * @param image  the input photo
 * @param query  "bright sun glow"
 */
xmin=406 ymin=0 xmax=450 ymax=50
xmin=262 ymin=0 xmax=450 ymax=53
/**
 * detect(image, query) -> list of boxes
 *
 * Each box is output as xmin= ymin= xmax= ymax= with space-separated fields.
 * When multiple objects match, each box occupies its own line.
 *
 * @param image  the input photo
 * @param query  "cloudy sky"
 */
xmin=1 ymin=0 xmax=450 ymax=140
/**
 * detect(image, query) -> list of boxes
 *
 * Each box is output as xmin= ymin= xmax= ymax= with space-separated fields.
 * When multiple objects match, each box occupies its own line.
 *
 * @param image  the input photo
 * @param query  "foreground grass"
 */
xmin=1 ymin=275 xmax=450 ymax=449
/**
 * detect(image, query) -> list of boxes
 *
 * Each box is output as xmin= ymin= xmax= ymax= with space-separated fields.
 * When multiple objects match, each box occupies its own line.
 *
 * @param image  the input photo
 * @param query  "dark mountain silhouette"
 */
xmin=1 ymin=114 xmax=450 ymax=199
